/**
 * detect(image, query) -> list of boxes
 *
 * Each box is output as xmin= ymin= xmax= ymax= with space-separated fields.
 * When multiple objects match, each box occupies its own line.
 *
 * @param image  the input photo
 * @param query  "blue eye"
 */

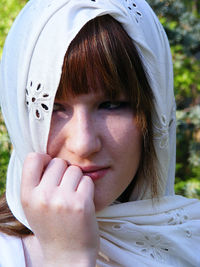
xmin=99 ymin=101 xmax=129 ymax=110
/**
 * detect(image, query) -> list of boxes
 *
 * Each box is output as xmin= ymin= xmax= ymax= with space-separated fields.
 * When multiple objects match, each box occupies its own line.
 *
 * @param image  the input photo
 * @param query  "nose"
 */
xmin=65 ymin=108 xmax=101 ymax=158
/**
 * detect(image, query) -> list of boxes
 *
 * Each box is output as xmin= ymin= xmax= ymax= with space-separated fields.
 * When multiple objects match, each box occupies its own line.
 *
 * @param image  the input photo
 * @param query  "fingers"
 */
xmin=77 ymin=175 xmax=94 ymax=200
xmin=39 ymin=158 xmax=67 ymax=188
xmin=22 ymin=154 xmax=86 ymax=193
xmin=60 ymin=167 xmax=94 ymax=199
xmin=22 ymin=153 xmax=94 ymax=209
xmin=60 ymin=165 xmax=83 ymax=192
xmin=21 ymin=152 xmax=52 ymax=192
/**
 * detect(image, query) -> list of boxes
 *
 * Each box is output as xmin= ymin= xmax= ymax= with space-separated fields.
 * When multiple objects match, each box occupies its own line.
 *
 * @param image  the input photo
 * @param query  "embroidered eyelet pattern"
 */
xmin=165 ymin=208 xmax=189 ymax=225
xmin=153 ymin=114 xmax=170 ymax=149
xmin=164 ymin=208 xmax=192 ymax=238
xmin=112 ymin=224 xmax=123 ymax=230
xmin=153 ymin=103 xmax=176 ymax=149
xmin=124 ymin=0 xmax=142 ymax=23
xmin=89 ymin=0 xmax=142 ymax=23
xmin=26 ymin=81 xmax=51 ymax=120
xmin=184 ymin=228 xmax=192 ymax=238
xmin=112 ymin=224 xmax=170 ymax=262
xmin=134 ymin=233 xmax=170 ymax=262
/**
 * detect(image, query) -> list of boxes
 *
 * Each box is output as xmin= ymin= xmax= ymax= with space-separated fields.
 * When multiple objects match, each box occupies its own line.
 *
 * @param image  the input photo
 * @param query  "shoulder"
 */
xmin=0 ymin=232 xmax=25 ymax=267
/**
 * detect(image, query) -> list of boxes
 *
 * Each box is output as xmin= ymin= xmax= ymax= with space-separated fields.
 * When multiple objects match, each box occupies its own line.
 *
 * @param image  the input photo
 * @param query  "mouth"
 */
xmin=81 ymin=166 xmax=110 ymax=181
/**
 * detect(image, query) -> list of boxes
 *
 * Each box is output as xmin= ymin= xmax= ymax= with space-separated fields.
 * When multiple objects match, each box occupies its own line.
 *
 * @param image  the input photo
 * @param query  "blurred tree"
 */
xmin=182 ymin=0 xmax=200 ymax=17
xmin=0 ymin=0 xmax=27 ymax=195
xmin=0 ymin=0 xmax=27 ymax=55
xmin=0 ymin=112 xmax=11 ymax=195
xmin=147 ymin=0 xmax=200 ymax=55
xmin=147 ymin=0 xmax=200 ymax=198
xmin=0 ymin=0 xmax=200 ymax=198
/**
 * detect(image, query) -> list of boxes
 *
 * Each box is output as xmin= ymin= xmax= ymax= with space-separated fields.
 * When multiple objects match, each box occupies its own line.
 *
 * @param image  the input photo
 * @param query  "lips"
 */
xmin=80 ymin=166 xmax=109 ymax=181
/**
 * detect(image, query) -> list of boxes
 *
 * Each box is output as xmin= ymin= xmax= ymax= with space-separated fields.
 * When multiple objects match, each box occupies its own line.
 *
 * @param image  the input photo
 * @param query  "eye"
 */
xmin=53 ymin=103 xmax=65 ymax=112
xmin=99 ymin=101 xmax=129 ymax=110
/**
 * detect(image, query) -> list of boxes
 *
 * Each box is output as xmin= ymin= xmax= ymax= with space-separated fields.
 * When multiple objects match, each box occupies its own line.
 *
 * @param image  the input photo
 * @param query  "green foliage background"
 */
xmin=0 ymin=0 xmax=27 ymax=195
xmin=0 ymin=0 xmax=200 ymax=198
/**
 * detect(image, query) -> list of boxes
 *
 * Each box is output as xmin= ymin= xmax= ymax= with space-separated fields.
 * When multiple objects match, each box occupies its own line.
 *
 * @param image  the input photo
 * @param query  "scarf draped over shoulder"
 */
xmin=0 ymin=0 xmax=199 ymax=266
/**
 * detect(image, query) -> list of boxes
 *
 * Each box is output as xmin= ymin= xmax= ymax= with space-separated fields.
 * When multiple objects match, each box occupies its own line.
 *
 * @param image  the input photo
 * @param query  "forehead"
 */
xmin=55 ymin=90 xmax=126 ymax=104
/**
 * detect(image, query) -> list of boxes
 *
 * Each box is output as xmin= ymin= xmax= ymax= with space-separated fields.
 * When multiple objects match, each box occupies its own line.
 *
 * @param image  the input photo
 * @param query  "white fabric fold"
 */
xmin=0 ymin=233 xmax=25 ymax=267
xmin=96 ymin=196 xmax=200 ymax=266
xmin=0 ymin=0 xmax=199 ymax=266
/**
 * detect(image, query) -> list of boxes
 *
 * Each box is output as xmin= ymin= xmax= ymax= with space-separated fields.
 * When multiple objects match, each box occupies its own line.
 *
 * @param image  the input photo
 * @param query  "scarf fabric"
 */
xmin=0 ymin=0 xmax=199 ymax=266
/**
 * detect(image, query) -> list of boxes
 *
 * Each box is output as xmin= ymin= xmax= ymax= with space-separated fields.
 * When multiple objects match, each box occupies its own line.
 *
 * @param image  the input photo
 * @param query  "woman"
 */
xmin=0 ymin=0 xmax=200 ymax=266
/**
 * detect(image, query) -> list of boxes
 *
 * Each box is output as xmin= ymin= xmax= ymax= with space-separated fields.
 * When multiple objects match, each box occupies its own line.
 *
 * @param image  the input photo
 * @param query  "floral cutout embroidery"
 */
xmin=165 ymin=208 xmax=189 ymax=225
xmin=184 ymin=228 xmax=192 ymax=238
xmin=153 ymin=114 xmax=169 ymax=149
xmin=153 ymin=103 xmax=176 ymax=149
xmin=112 ymin=224 xmax=170 ymax=262
xmin=134 ymin=233 xmax=170 ymax=262
xmin=124 ymin=0 xmax=142 ymax=23
xmin=153 ymin=114 xmax=174 ymax=149
xmin=164 ymin=207 xmax=192 ymax=238
xmin=26 ymin=81 xmax=50 ymax=120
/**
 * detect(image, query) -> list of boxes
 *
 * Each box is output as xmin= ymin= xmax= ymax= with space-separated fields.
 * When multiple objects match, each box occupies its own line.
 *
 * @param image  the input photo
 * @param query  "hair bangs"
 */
xmin=56 ymin=15 xmax=141 ymax=105
xmin=55 ymin=15 xmax=159 ymax=201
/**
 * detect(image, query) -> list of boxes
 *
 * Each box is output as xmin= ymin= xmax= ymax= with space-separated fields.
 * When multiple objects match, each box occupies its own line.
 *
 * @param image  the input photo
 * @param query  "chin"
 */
xmin=94 ymin=197 xmax=114 ymax=212
xmin=94 ymin=202 xmax=105 ymax=212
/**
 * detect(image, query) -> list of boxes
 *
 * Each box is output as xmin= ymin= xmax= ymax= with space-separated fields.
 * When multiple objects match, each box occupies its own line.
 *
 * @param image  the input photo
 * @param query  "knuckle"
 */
xmin=83 ymin=175 xmax=93 ymax=185
xmin=33 ymin=192 xmax=49 ymax=211
xmin=68 ymin=165 xmax=82 ymax=175
xmin=73 ymin=203 xmax=85 ymax=215
xmin=24 ymin=152 xmax=41 ymax=164
xmin=51 ymin=157 xmax=67 ymax=168
xmin=73 ymin=197 xmax=91 ymax=215
xmin=23 ymin=154 xmax=36 ymax=171
xmin=24 ymin=152 xmax=51 ymax=167
xmin=21 ymin=194 xmax=30 ymax=209
xmin=50 ymin=196 xmax=67 ymax=213
xmin=26 ymin=152 xmax=38 ymax=160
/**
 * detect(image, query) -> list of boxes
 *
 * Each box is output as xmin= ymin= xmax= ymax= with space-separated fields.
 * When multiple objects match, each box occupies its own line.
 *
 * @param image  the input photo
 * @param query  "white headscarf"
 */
xmin=0 ymin=0 xmax=199 ymax=266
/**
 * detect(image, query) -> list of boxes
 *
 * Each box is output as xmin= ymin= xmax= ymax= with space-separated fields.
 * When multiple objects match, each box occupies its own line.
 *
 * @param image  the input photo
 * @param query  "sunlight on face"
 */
xmin=47 ymin=92 xmax=142 ymax=211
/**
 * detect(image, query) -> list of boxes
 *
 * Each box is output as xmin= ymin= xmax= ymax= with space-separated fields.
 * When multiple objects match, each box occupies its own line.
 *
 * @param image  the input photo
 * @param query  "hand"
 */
xmin=21 ymin=152 xmax=99 ymax=266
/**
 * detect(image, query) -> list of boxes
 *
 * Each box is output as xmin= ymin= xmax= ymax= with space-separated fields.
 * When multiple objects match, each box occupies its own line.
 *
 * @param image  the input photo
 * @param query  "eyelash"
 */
xmin=98 ymin=101 xmax=129 ymax=110
xmin=53 ymin=101 xmax=129 ymax=112
xmin=53 ymin=103 xmax=65 ymax=112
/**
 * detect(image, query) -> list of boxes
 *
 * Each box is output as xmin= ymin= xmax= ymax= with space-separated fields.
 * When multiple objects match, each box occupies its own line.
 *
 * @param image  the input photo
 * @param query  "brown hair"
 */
xmin=0 ymin=194 xmax=32 ymax=236
xmin=57 ymin=15 xmax=159 ymax=201
xmin=0 ymin=14 xmax=159 ymax=237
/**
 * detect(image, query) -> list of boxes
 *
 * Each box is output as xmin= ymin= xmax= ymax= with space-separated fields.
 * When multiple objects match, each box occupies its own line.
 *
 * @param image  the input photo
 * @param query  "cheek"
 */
xmin=47 ymin=116 xmax=65 ymax=157
xmin=105 ymin=115 xmax=142 ymax=175
xmin=105 ymin=116 xmax=142 ymax=149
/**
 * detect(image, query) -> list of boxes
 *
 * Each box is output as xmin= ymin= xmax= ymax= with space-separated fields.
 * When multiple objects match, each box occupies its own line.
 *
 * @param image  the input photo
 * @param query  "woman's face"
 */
xmin=47 ymin=92 xmax=142 ymax=211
